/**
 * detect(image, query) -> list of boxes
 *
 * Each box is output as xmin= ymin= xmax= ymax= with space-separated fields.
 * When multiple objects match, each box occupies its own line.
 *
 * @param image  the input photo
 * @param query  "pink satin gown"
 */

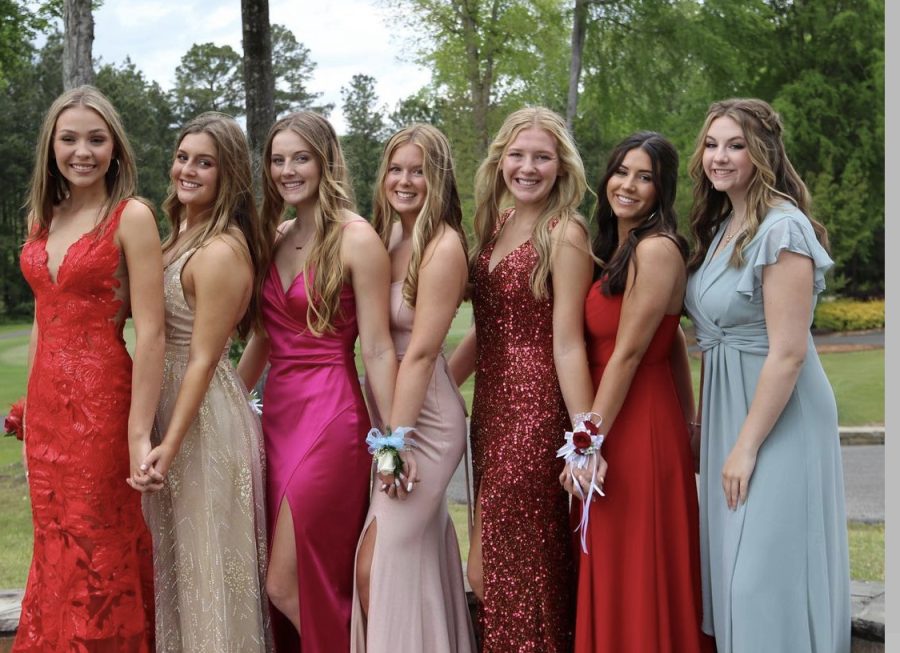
xmin=260 ymin=264 xmax=371 ymax=652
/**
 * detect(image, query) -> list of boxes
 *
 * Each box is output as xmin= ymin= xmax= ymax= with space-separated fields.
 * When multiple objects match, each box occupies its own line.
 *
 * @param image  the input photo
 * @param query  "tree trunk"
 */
xmin=63 ymin=0 xmax=94 ymax=89
xmin=241 ymin=0 xmax=275 ymax=165
xmin=566 ymin=0 xmax=588 ymax=130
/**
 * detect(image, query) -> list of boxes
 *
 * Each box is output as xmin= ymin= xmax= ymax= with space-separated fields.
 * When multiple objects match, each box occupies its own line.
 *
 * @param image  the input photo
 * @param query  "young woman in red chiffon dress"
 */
xmin=16 ymin=85 xmax=165 ymax=652
xmin=561 ymin=132 xmax=713 ymax=653
xmin=238 ymin=111 xmax=396 ymax=652
xmin=449 ymin=107 xmax=594 ymax=652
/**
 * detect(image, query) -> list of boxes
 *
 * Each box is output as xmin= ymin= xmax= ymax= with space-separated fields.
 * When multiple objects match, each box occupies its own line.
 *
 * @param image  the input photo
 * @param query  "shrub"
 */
xmin=813 ymin=298 xmax=885 ymax=332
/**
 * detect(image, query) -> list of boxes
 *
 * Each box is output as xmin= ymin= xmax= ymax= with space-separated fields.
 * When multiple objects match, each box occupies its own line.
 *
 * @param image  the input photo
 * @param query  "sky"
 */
xmin=58 ymin=0 xmax=434 ymax=134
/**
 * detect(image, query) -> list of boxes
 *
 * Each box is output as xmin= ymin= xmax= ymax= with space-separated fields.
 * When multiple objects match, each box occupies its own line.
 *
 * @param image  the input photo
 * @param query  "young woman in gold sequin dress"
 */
xmin=138 ymin=113 xmax=276 ymax=651
xmin=449 ymin=107 xmax=595 ymax=652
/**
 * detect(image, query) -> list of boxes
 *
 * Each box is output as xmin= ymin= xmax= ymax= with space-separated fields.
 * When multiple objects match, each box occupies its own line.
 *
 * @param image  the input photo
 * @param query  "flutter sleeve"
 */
xmin=735 ymin=207 xmax=834 ymax=303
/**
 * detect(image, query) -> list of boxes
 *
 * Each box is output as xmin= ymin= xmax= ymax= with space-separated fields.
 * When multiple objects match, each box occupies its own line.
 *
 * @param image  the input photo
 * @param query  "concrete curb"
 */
xmin=840 ymin=427 xmax=885 ymax=445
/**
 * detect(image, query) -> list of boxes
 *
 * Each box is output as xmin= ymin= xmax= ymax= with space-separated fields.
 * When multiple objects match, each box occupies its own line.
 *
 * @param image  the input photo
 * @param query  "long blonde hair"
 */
xmin=472 ymin=106 xmax=588 ymax=299
xmin=26 ymin=85 xmax=139 ymax=237
xmin=371 ymin=124 xmax=467 ymax=307
xmin=162 ymin=112 xmax=274 ymax=337
xmin=260 ymin=111 xmax=356 ymax=335
xmin=687 ymin=98 xmax=829 ymax=271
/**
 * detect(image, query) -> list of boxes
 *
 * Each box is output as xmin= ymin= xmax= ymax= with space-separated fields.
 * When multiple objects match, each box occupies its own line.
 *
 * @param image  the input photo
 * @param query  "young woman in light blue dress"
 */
xmin=684 ymin=97 xmax=850 ymax=653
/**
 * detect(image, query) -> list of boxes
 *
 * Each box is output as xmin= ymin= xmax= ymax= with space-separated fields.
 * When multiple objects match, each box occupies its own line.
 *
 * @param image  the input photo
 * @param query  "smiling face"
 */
xmin=702 ymin=116 xmax=755 ymax=201
xmin=384 ymin=143 xmax=427 ymax=221
xmin=171 ymin=132 xmax=219 ymax=216
xmin=606 ymin=147 xmax=657 ymax=228
xmin=269 ymin=129 xmax=322 ymax=210
xmin=52 ymin=106 xmax=115 ymax=192
xmin=500 ymin=127 xmax=560 ymax=208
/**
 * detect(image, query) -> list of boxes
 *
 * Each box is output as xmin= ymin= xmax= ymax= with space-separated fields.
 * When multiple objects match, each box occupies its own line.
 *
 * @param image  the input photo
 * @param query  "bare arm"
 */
xmin=550 ymin=220 xmax=594 ymax=421
xmin=668 ymin=325 xmax=695 ymax=424
xmin=447 ymin=325 xmax=476 ymax=386
xmin=566 ymin=238 xmax=686 ymax=496
xmin=237 ymin=331 xmax=271 ymax=391
xmin=139 ymin=236 xmax=253 ymax=484
xmin=343 ymin=220 xmax=397 ymax=426
xmin=721 ymin=250 xmax=814 ymax=509
xmin=118 ymin=201 xmax=165 ymax=489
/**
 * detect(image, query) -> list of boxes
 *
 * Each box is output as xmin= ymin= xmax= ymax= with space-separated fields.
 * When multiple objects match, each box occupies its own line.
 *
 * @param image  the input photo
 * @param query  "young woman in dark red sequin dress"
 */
xmin=449 ymin=107 xmax=594 ymax=652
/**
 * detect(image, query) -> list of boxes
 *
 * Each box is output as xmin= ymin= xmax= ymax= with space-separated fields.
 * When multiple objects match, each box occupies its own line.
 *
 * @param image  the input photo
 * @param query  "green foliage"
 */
xmin=814 ymin=298 xmax=885 ymax=332
xmin=848 ymin=521 xmax=884 ymax=582
xmin=172 ymin=42 xmax=244 ymax=122
xmin=271 ymin=23 xmax=327 ymax=116
xmin=340 ymin=73 xmax=387 ymax=218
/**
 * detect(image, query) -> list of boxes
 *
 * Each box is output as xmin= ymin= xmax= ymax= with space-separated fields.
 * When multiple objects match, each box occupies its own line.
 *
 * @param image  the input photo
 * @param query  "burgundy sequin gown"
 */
xmin=16 ymin=199 xmax=155 ymax=652
xmin=469 ymin=209 xmax=576 ymax=652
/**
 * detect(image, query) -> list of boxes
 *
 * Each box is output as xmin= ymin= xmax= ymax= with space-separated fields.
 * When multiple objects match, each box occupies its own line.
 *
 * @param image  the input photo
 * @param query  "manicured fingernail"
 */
xmin=380 ymin=483 xmax=387 ymax=491
xmin=394 ymin=478 xmax=401 ymax=488
xmin=407 ymin=482 xmax=413 ymax=492
xmin=140 ymin=464 xmax=148 ymax=471
xmin=399 ymin=473 xmax=406 ymax=481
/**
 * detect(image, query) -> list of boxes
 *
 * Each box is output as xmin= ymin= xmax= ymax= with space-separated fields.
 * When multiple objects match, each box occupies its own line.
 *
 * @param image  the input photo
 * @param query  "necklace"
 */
xmin=723 ymin=212 xmax=744 ymax=244
xmin=292 ymin=225 xmax=313 ymax=250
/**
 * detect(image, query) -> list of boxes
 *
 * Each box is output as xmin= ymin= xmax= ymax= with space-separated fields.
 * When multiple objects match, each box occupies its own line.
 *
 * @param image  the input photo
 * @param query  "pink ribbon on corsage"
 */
xmin=556 ymin=413 xmax=604 ymax=553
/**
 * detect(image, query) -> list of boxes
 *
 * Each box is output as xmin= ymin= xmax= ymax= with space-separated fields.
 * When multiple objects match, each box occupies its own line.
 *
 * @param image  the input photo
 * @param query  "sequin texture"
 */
xmin=470 ymin=209 xmax=576 ymax=652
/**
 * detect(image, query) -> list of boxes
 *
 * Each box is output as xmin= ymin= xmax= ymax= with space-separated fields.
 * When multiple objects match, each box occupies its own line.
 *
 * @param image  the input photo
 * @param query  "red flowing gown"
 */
xmin=573 ymin=283 xmax=712 ymax=653
xmin=15 ymin=200 xmax=155 ymax=652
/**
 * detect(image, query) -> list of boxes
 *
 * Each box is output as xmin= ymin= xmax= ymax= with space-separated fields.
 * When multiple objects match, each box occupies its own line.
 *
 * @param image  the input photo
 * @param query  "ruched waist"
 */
xmin=268 ymin=350 xmax=354 ymax=367
xmin=694 ymin=322 xmax=771 ymax=355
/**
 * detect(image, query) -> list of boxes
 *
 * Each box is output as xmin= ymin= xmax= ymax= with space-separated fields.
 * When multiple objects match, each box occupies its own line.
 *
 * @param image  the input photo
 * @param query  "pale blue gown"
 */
xmin=684 ymin=204 xmax=851 ymax=653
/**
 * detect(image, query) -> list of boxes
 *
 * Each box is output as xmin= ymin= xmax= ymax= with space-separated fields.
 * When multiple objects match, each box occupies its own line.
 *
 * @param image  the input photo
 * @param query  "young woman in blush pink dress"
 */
xmin=351 ymin=124 xmax=476 ymax=652
xmin=238 ymin=111 xmax=397 ymax=653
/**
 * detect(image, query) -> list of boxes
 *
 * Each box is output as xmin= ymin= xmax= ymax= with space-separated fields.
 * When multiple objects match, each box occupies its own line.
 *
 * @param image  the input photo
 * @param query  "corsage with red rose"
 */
xmin=4 ymin=397 xmax=25 ymax=441
xmin=365 ymin=426 xmax=416 ymax=489
xmin=557 ymin=411 xmax=605 ymax=553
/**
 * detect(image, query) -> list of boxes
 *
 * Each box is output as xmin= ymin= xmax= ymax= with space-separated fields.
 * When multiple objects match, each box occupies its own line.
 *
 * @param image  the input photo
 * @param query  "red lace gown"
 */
xmin=469 ymin=210 xmax=576 ymax=652
xmin=15 ymin=200 xmax=155 ymax=652
xmin=573 ymin=283 xmax=712 ymax=653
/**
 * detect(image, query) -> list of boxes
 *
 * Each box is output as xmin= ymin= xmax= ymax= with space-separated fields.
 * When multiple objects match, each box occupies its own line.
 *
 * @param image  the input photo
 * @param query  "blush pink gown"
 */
xmin=260 ymin=264 xmax=371 ymax=652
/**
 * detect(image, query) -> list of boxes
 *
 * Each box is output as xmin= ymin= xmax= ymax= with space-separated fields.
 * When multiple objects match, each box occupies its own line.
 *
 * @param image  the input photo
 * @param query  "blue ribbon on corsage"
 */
xmin=556 ymin=413 xmax=605 ymax=554
xmin=366 ymin=426 xmax=416 ymax=476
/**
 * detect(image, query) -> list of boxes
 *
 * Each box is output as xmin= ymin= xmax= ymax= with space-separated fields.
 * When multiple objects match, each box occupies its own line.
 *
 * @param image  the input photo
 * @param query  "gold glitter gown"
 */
xmin=143 ymin=247 xmax=273 ymax=652
xmin=469 ymin=209 xmax=576 ymax=652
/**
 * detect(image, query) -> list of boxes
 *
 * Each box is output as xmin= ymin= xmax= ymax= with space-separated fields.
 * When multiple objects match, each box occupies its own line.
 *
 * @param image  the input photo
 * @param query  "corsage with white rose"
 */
xmin=365 ymin=425 xmax=416 ymax=486
xmin=556 ymin=412 xmax=605 ymax=553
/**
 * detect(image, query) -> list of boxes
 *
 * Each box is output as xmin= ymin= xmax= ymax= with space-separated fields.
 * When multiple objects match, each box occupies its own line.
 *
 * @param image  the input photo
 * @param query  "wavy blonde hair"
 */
xmin=26 ymin=85 xmax=140 ymax=237
xmin=687 ymin=97 xmax=829 ymax=271
xmin=162 ymin=112 xmax=274 ymax=337
xmin=260 ymin=111 xmax=356 ymax=335
xmin=371 ymin=124 xmax=467 ymax=307
xmin=472 ymin=106 xmax=588 ymax=299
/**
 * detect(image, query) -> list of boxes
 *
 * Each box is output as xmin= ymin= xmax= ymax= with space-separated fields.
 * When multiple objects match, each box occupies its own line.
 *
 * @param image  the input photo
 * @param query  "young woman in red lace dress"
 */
xmin=15 ymin=86 xmax=164 ymax=652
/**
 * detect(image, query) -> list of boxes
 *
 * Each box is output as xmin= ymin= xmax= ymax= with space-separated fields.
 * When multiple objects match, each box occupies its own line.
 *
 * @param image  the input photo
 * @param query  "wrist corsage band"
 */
xmin=365 ymin=426 xmax=416 ymax=477
xmin=556 ymin=412 xmax=605 ymax=553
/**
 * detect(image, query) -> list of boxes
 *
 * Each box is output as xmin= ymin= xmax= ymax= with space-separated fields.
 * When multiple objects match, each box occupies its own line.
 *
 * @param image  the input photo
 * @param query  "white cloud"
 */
xmin=83 ymin=0 xmax=431 ymax=133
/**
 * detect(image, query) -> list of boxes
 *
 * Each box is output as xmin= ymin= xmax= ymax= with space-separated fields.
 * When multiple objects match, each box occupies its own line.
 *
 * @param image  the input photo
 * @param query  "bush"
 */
xmin=813 ymin=298 xmax=885 ymax=332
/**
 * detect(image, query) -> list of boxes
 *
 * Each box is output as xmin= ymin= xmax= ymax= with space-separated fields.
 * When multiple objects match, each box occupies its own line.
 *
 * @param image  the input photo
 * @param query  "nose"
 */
xmin=74 ymin=138 xmax=91 ymax=158
xmin=713 ymin=145 xmax=729 ymax=163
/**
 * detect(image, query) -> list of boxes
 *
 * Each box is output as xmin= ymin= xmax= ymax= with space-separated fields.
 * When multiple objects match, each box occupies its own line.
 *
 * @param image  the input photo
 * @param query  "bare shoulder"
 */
xmin=422 ymin=225 xmax=466 ymax=268
xmin=118 ymin=198 xmax=158 ymax=234
xmin=340 ymin=211 xmax=381 ymax=248
xmin=552 ymin=217 xmax=590 ymax=248
xmin=634 ymin=234 xmax=684 ymax=267
xmin=194 ymin=233 xmax=251 ymax=269
xmin=276 ymin=218 xmax=295 ymax=238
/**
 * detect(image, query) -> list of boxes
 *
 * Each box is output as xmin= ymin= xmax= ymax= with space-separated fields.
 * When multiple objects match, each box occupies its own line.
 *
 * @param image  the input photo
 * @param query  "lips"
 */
xmin=515 ymin=177 xmax=540 ymax=187
xmin=179 ymin=180 xmax=200 ymax=189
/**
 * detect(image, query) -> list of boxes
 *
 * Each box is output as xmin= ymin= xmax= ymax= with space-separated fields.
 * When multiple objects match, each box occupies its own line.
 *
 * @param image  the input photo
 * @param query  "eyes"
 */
xmin=507 ymin=151 xmax=554 ymax=161
xmin=614 ymin=167 xmax=653 ymax=183
xmin=705 ymin=140 xmax=746 ymax=151
xmin=388 ymin=165 xmax=424 ymax=176
xmin=175 ymin=152 xmax=214 ymax=167
xmin=271 ymin=153 xmax=311 ymax=166
xmin=59 ymin=134 xmax=108 ymax=146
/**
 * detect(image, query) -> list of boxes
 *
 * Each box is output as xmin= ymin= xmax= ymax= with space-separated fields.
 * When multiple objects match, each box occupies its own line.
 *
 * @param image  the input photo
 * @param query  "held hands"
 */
xmin=559 ymin=455 xmax=608 ymax=499
xmin=378 ymin=449 xmax=420 ymax=501
xmin=721 ymin=441 xmax=758 ymax=510
xmin=127 ymin=439 xmax=171 ymax=494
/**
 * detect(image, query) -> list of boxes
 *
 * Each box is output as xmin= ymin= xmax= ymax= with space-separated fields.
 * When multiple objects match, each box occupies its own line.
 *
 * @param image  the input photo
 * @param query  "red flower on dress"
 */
xmin=572 ymin=431 xmax=592 ymax=451
xmin=4 ymin=397 xmax=25 ymax=440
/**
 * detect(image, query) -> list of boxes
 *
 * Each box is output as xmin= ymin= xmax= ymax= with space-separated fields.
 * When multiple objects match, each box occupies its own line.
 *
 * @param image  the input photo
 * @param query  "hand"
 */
xmin=559 ymin=455 xmax=608 ymax=499
xmin=721 ymin=441 xmax=758 ymax=510
xmin=126 ymin=437 xmax=163 ymax=493
xmin=133 ymin=441 xmax=177 ymax=493
xmin=377 ymin=450 xmax=420 ymax=501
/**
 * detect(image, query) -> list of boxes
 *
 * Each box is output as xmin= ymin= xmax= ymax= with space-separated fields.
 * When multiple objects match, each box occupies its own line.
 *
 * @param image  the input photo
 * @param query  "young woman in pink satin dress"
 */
xmin=238 ymin=111 xmax=396 ymax=653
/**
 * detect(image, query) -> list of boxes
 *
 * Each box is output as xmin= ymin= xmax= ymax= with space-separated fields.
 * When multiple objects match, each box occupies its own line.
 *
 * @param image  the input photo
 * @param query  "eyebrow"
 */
xmin=619 ymin=164 xmax=653 ymax=174
xmin=57 ymin=128 xmax=109 ymax=134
